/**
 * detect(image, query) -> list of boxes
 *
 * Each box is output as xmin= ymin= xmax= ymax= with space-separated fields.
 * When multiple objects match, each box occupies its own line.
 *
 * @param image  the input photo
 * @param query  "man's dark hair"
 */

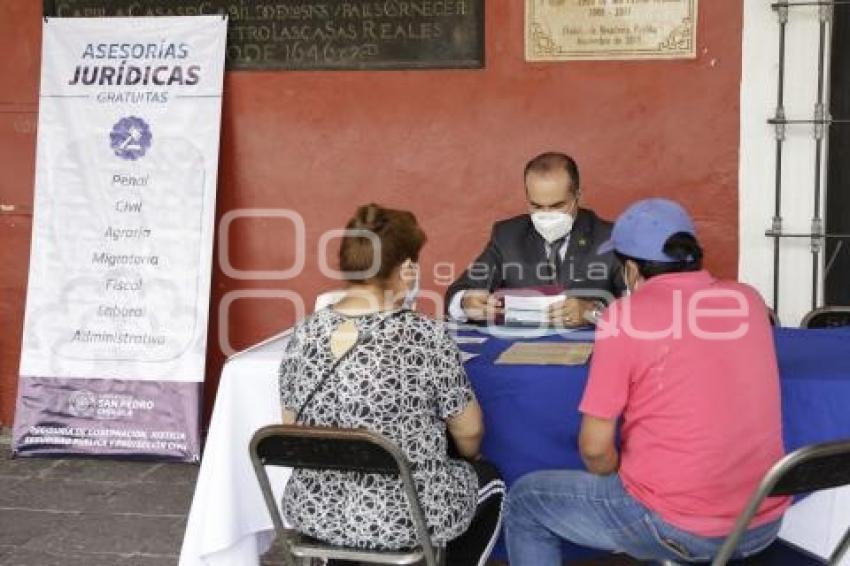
xmin=523 ymin=152 xmax=580 ymax=194
xmin=615 ymin=232 xmax=704 ymax=279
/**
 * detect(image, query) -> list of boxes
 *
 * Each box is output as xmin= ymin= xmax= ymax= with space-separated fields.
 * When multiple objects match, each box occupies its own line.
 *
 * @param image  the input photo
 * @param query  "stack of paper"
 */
xmin=503 ymin=295 xmax=563 ymax=326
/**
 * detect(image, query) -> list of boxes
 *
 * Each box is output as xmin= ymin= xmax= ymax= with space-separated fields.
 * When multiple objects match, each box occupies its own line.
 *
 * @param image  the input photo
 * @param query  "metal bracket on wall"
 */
xmin=768 ymin=118 xmax=850 ymax=124
xmin=765 ymin=231 xmax=850 ymax=240
xmin=765 ymin=229 xmax=850 ymax=260
xmin=0 ymin=204 xmax=34 ymax=216
xmin=771 ymin=1 xmax=850 ymax=8
xmin=771 ymin=109 xmax=787 ymax=141
xmin=767 ymin=116 xmax=850 ymax=149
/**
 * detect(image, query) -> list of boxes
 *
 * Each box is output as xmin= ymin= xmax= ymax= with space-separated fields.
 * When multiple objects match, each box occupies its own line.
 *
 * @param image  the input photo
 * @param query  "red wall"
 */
xmin=1 ymin=0 xmax=41 ymax=428
xmin=0 ymin=1 xmax=743 ymax=427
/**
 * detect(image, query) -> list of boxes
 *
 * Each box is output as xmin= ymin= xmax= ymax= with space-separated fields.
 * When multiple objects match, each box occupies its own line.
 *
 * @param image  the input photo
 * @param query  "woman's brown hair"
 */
xmin=339 ymin=203 xmax=427 ymax=283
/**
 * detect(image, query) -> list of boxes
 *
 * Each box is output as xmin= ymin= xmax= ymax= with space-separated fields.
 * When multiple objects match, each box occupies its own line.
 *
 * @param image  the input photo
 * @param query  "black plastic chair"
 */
xmin=711 ymin=439 xmax=850 ymax=565
xmin=801 ymin=307 xmax=850 ymax=329
xmin=250 ymin=424 xmax=444 ymax=566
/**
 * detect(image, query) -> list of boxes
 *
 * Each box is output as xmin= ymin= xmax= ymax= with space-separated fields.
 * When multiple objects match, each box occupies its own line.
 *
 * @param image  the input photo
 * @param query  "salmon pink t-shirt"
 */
xmin=579 ymin=270 xmax=789 ymax=537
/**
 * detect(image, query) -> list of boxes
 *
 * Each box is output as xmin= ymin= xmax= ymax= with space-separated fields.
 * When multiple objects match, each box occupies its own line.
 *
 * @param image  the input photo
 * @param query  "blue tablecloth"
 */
xmin=461 ymin=326 xmax=850 ymax=561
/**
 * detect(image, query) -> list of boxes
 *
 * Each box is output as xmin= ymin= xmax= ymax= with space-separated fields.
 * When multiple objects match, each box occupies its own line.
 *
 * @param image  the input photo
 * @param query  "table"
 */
xmin=180 ymin=327 xmax=850 ymax=565
xmin=179 ymin=330 xmax=292 ymax=566
xmin=464 ymin=327 xmax=850 ymax=561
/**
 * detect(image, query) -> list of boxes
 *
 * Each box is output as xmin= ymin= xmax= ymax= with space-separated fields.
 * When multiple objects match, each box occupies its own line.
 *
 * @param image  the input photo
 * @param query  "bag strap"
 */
xmin=295 ymin=311 xmax=400 ymax=423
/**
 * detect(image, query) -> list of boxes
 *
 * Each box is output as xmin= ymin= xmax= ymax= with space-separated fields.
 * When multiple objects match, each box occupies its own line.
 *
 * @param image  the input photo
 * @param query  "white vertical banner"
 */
xmin=13 ymin=16 xmax=227 ymax=461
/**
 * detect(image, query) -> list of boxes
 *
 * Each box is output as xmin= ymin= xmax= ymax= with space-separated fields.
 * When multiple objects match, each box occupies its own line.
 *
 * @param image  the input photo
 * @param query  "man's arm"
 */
xmin=578 ymin=414 xmax=619 ymax=475
xmin=444 ymin=228 xmax=504 ymax=318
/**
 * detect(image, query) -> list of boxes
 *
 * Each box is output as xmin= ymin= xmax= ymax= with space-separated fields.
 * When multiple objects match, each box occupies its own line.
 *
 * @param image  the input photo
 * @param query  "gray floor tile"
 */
xmin=0 ymin=454 xmax=63 ymax=480
xmin=0 ymin=545 xmax=14 ymax=562
xmin=260 ymin=538 xmax=285 ymax=564
xmin=25 ymin=513 xmax=185 ymax=556
xmin=103 ymin=481 xmax=192 ymax=516
xmin=137 ymin=462 xmax=199 ymax=485
xmin=0 ymin=509 xmax=72 ymax=547
xmin=0 ymin=477 xmax=116 ymax=513
xmin=0 ymin=548 xmax=178 ymax=566
xmin=39 ymin=458 xmax=158 ymax=483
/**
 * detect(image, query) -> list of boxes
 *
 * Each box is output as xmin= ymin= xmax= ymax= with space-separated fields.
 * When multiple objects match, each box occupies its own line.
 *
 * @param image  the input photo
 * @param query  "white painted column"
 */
xmin=741 ymin=7 xmax=849 ymax=561
xmin=739 ymin=0 xmax=829 ymax=327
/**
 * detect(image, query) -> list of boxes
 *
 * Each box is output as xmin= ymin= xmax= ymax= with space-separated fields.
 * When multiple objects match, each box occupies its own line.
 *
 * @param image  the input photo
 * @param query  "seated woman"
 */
xmin=278 ymin=203 xmax=504 ymax=566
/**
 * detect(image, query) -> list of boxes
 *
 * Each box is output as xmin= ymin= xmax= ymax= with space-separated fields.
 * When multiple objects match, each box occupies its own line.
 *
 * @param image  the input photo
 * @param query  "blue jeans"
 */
xmin=504 ymin=470 xmax=782 ymax=565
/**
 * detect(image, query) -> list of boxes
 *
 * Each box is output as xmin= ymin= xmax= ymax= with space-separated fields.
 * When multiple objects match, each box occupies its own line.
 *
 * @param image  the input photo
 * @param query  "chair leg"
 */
xmin=435 ymin=546 xmax=446 ymax=566
xmin=829 ymin=527 xmax=850 ymax=565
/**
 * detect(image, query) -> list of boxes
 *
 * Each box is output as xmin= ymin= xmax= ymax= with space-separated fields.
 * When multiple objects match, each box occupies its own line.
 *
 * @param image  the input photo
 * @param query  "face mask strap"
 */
xmin=401 ymin=261 xmax=420 ymax=309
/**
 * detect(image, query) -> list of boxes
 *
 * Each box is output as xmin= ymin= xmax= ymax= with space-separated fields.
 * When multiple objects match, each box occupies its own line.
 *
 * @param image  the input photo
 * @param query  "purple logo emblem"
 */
xmin=109 ymin=116 xmax=152 ymax=161
xmin=68 ymin=390 xmax=97 ymax=418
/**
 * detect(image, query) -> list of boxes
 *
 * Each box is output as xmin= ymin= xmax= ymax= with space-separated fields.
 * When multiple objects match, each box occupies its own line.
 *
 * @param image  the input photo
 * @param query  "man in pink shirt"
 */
xmin=505 ymin=198 xmax=789 ymax=564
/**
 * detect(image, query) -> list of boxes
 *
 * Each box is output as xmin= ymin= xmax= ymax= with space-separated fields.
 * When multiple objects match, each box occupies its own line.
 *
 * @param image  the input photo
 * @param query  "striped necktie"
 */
xmin=545 ymin=237 xmax=566 ymax=283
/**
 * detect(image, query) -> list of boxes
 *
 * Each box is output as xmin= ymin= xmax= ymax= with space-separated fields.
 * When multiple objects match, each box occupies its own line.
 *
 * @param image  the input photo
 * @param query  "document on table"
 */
xmin=495 ymin=342 xmax=593 ymax=366
xmin=445 ymin=321 xmax=480 ymax=332
xmin=503 ymin=295 xmax=563 ymax=326
xmin=453 ymin=336 xmax=488 ymax=345
xmin=461 ymin=351 xmax=480 ymax=362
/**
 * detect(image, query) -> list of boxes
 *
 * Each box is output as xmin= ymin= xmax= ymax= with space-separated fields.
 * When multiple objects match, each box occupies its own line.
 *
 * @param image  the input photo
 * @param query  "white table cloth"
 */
xmin=180 ymin=329 xmax=850 ymax=565
xmin=179 ymin=331 xmax=291 ymax=566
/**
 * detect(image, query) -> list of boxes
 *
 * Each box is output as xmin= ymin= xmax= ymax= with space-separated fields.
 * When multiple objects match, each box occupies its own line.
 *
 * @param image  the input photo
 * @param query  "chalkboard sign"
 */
xmin=44 ymin=0 xmax=485 ymax=71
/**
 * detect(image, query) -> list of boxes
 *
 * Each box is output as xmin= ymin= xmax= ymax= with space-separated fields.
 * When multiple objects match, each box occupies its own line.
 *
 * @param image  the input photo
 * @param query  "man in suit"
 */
xmin=445 ymin=152 xmax=624 ymax=326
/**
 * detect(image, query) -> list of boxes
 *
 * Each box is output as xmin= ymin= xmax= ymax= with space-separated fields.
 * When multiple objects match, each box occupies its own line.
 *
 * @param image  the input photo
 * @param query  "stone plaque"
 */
xmin=44 ymin=0 xmax=484 ymax=70
xmin=526 ymin=0 xmax=697 ymax=61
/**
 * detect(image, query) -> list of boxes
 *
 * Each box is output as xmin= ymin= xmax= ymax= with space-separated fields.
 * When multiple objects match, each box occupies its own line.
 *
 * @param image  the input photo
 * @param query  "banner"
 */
xmin=13 ymin=15 xmax=227 ymax=461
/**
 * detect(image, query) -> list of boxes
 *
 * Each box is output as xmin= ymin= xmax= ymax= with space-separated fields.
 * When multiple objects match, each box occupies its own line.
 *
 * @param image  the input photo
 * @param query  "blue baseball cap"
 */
xmin=598 ymin=198 xmax=696 ymax=262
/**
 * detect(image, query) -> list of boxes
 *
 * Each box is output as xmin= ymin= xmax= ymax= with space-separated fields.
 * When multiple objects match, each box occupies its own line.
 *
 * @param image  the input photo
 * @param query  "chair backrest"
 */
xmin=249 ymin=424 xmax=437 ymax=566
xmin=712 ymin=439 xmax=850 ymax=565
xmin=767 ymin=440 xmax=850 ymax=497
xmin=252 ymin=425 xmax=404 ymax=475
xmin=800 ymin=306 xmax=850 ymax=329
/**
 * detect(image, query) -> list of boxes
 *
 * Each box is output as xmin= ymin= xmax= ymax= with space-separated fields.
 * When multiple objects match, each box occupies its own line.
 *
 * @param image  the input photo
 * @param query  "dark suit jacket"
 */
xmin=445 ymin=208 xmax=625 ymax=310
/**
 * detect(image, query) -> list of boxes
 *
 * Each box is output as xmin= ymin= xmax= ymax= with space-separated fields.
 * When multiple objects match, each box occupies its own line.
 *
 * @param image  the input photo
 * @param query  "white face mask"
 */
xmin=402 ymin=263 xmax=420 ymax=309
xmin=531 ymin=211 xmax=574 ymax=243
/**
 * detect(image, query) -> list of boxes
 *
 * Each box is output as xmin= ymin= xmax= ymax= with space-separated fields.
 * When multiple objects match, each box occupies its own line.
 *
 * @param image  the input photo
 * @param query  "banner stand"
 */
xmin=13 ymin=15 xmax=227 ymax=462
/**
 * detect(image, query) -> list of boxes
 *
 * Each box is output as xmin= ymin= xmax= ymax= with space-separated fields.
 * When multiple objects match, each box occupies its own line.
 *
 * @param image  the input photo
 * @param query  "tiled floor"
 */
xmin=0 ymin=433 xmax=196 ymax=566
xmin=0 ymin=431 xmax=639 ymax=566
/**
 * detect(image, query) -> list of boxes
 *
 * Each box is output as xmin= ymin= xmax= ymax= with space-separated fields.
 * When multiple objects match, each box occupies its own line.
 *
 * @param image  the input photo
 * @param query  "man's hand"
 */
xmin=461 ymin=290 xmax=504 ymax=322
xmin=548 ymin=297 xmax=595 ymax=327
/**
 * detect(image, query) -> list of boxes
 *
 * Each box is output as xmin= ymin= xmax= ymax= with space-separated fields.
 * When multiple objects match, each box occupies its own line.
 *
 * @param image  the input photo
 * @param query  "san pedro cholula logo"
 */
xmin=110 ymin=116 xmax=152 ymax=160
xmin=68 ymin=390 xmax=97 ymax=418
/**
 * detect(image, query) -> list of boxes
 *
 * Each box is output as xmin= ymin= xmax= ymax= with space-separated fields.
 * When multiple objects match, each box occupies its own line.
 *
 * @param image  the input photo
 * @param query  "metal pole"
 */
xmin=772 ymin=1 xmax=790 ymax=313
xmin=771 ymin=1 xmax=850 ymax=7
xmin=812 ymin=3 xmax=832 ymax=310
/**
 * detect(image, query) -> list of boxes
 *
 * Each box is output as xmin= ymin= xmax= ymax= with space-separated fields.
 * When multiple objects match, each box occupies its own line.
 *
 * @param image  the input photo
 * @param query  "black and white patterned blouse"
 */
xmin=278 ymin=307 xmax=479 ymax=549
